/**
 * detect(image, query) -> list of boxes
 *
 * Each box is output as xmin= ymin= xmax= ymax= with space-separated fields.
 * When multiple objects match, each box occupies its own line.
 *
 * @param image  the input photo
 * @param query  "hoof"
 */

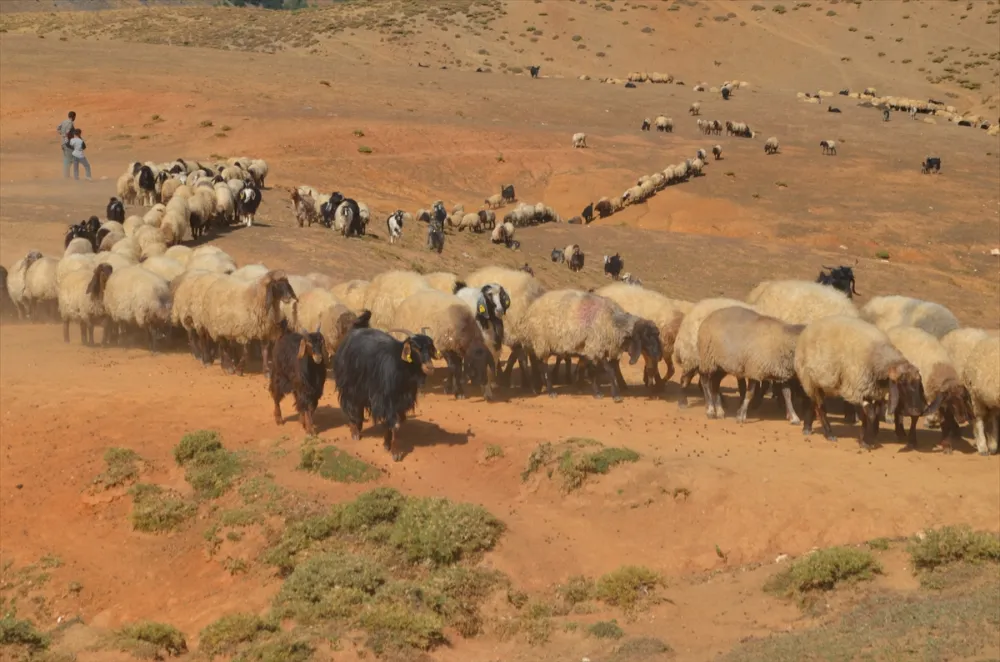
xmin=802 ymin=428 xmax=813 ymax=436
xmin=613 ymin=396 xmax=623 ymax=404
xmin=547 ymin=391 xmax=558 ymax=399
xmin=455 ymin=394 xmax=466 ymax=401
xmin=979 ymin=450 xmax=990 ymax=457
xmin=899 ymin=444 xmax=915 ymax=453
xmin=825 ymin=435 xmax=838 ymax=442
xmin=274 ymin=417 xmax=283 ymax=426
xmin=594 ymin=393 xmax=604 ymax=400
xmin=677 ymin=401 xmax=689 ymax=409
xmin=392 ymin=452 xmax=404 ymax=462
xmin=351 ymin=433 xmax=361 ymax=441
xmin=941 ymin=446 xmax=953 ymax=455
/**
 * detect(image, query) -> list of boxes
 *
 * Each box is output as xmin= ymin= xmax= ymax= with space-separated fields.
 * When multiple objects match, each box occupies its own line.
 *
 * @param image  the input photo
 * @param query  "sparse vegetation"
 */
xmin=358 ymin=145 xmax=373 ymax=153
xmin=595 ymin=565 xmax=663 ymax=613
xmin=485 ymin=444 xmax=504 ymax=460
xmin=92 ymin=447 xmax=142 ymax=490
xmin=751 ymin=4 xmax=765 ymax=10
xmin=199 ymin=120 xmax=214 ymax=128
xmin=116 ymin=622 xmax=188 ymax=658
xmin=299 ymin=440 xmax=379 ymax=483
xmin=0 ymin=612 xmax=49 ymax=653
xmin=174 ymin=430 xmax=243 ymax=500
xmin=764 ymin=547 xmax=882 ymax=598
xmin=129 ymin=483 xmax=196 ymax=533
xmin=875 ymin=250 xmax=890 ymax=260
xmin=907 ymin=526 xmax=1000 ymax=570
xmin=773 ymin=4 xmax=787 ymax=13
xmin=199 ymin=614 xmax=279 ymax=658
xmin=522 ymin=438 xmax=639 ymax=491
xmin=588 ymin=620 xmax=625 ymax=639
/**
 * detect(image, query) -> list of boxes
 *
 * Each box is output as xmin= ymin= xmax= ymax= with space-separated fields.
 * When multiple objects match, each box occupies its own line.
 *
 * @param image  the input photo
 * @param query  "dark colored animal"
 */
xmin=529 ymin=65 xmax=540 ymax=78
xmin=828 ymin=106 xmax=842 ymax=113
xmin=0 ymin=266 xmax=16 ymax=321
xmin=340 ymin=198 xmax=365 ymax=237
xmin=567 ymin=215 xmax=583 ymax=225
xmin=137 ymin=165 xmax=156 ymax=201
xmin=320 ymin=192 xmax=345 ymax=228
xmin=957 ymin=120 xmax=973 ymax=127
xmin=427 ymin=220 xmax=445 ymax=253
xmin=332 ymin=326 xmax=437 ymax=461
xmin=65 ymin=220 xmax=98 ymax=251
xmin=477 ymin=209 xmax=496 ymax=230
xmin=463 ymin=345 xmax=498 ymax=401
xmin=106 ymin=197 xmax=125 ymax=222
xmin=551 ymin=248 xmax=565 ymax=263
xmin=569 ymin=247 xmax=585 ymax=272
xmin=882 ymin=109 xmax=891 ymax=122
xmin=130 ymin=162 xmax=143 ymax=176
xmin=506 ymin=239 xmax=521 ymax=250
xmin=416 ymin=209 xmax=431 ymax=223
xmin=604 ymin=253 xmax=624 ymax=279
xmin=581 ymin=202 xmax=594 ymax=224
xmin=431 ymin=200 xmax=447 ymax=225
xmin=928 ymin=98 xmax=944 ymax=106
xmin=501 ymin=184 xmax=516 ymax=203
xmin=519 ymin=263 xmax=534 ymax=276
xmin=641 ymin=119 xmax=651 ymax=131
xmin=921 ymin=157 xmax=941 ymax=174
xmin=816 ymin=265 xmax=860 ymax=298
xmin=595 ymin=199 xmax=613 ymax=218
xmin=624 ymin=82 xmax=637 ymax=88
xmin=168 ymin=161 xmax=186 ymax=175
xmin=839 ymin=89 xmax=850 ymax=96
xmin=63 ymin=263 xmax=112 ymax=346
xmin=269 ymin=321 xmax=328 ymax=436
xmin=721 ymin=87 xmax=730 ymax=100
xmin=237 ymin=180 xmax=262 ymax=227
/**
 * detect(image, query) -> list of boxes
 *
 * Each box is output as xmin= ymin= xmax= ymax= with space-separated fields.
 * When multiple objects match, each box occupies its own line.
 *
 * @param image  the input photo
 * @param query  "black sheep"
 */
xmin=828 ymin=106 xmax=842 ymax=113
xmin=270 ymin=321 xmax=328 ymax=436
xmin=625 ymin=82 xmax=637 ymax=88
xmin=921 ymin=157 xmax=941 ymax=174
xmin=65 ymin=221 xmax=97 ymax=251
xmin=529 ymin=65 xmax=541 ymax=78
xmin=106 ymin=197 xmax=125 ymax=222
xmin=595 ymin=199 xmax=613 ymax=218
xmin=604 ymin=253 xmax=624 ymax=279
xmin=320 ymin=192 xmax=345 ymax=228
xmin=551 ymin=248 xmax=565 ymax=263
xmin=333 ymin=327 xmax=437 ymax=461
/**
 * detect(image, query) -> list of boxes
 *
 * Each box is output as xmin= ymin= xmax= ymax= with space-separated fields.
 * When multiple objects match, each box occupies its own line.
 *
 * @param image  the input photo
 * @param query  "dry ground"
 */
xmin=1 ymin=1 xmax=999 ymax=661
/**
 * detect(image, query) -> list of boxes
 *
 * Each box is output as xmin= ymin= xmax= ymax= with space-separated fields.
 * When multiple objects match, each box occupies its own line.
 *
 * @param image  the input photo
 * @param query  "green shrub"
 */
xmin=93 ymin=447 xmax=141 ymax=489
xmin=908 ymin=526 xmax=1000 ymax=570
xmin=233 ymin=635 xmax=313 ymax=662
xmin=358 ymin=145 xmax=373 ymax=154
xmin=174 ymin=431 xmax=242 ymax=499
xmin=117 ymin=622 xmax=188 ymax=658
xmin=765 ymin=547 xmax=882 ymax=596
xmin=389 ymin=497 xmax=504 ymax=565
xmin=0 ymin=614 xmax=49 ymax=651
xmin=299 ymin=443 xmax=378 ymax=483
xmin=360 ymin=603 xmax=446 ymax=654
xmin=129 ymin=484 xmax=196 ymax=532
xmin=273 ymin=552 xmax=386 ymax=623
xmin=199 ymin=614 xmax=278 ymax=658
xmin=595 ymin=566 xmax=662 ymax=612
xmin=588 ymin=619 xmax=625 ymax=639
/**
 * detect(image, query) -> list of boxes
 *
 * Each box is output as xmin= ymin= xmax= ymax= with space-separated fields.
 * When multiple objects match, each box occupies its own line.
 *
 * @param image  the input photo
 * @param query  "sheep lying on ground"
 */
xmin=794 ymin=316 xmax=925 ymax=449
xmin=333 ymin=326 xmax=437 ymax=462
xmin=861 ymin=295 xmax=959 ymax=338
xmin=697 ymin=306 xmax=805 ymax=424
xmin=102 ymin=265 xmax=173 ymax=352
xmin=392 ymin=289 xmax=498 ymax=400
xmin=964 ymin=336 xmax=1000 ymax=455
xmin=886 ymin=326 xmax=971 ymax=452
xmin=572 ymin=132 xmax=588 ymax=148
xmin=269 ymin=321 xmax=327 ymax=435
xmin=58 ymin=263 xmax=113 ymax=346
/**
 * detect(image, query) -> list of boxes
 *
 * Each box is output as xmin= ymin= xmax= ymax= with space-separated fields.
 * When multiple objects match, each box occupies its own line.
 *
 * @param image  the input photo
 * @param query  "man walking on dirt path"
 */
xmin=57 ymin=111 xmax=76 ymax=179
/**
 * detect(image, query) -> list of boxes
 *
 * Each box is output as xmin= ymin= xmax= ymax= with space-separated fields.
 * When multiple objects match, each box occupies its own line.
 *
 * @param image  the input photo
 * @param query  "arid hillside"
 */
xmin=0 ymin=1 xmax=998 ymax=661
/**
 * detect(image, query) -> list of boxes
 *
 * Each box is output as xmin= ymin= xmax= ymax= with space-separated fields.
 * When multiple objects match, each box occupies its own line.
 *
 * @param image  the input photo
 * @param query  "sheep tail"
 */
xmin=354 ymin=310 xmax=373 ymax=329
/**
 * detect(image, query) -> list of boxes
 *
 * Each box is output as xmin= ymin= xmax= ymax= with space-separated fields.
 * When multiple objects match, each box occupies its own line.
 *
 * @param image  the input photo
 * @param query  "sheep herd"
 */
xmin=3 ymin=203 xmax=998 ymax=463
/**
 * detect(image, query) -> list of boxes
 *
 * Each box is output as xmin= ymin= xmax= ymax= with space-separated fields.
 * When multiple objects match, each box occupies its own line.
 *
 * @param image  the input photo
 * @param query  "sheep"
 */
xmin=337 ymin=198 xmax=364 ymax=237
xmin=213 ymin=183 xmax=236 ymax=226
xmin=921 ymin=157 xmax=942 ymax=174
xmin=133 ymin=225 xmax=168 ymax=260
xmin=57 ymin=253 xmax=96 ymax=286
xmin=141 ymin=256 xmax=186 ymax=283
xmin=106 ymin=197 xmax=125 ymax=223
xmin=64 ymin=237 xmax=94 ymax=258
xmin=247 ymin=159 xmax=269 ymax=188
xmin=697 ymin=307 xmax=805 ymax=424
xmin=159 ymin=177 xmax=184 ymax=205
xmin=641 ymin=118 xmax=651 ymax=131
xmin=117 ymin=172 xmax=138 ymax=206
xmin=24 ymin=256 xmax=60 ymax=321
xmin=333 ymin=326 xmax=437 ymax=461
xmin=696 ymin=148 xmax=707 ymax=162
xmin=689 ymin=102 xmax=701 ymax=116
xmin=295 ymin=289 xmax=366 ymax=357
xmin=551 ymin=248 xmax=566 ymax=264
xmin=163 ymin=245 xmax=193 ymax=267
xmin=820 ymin=139 xmax=837 ymax=155
xmin=135 ymin=165 xmax=157 ymax=206
xmin=6 ymin=251 xmax=43 ymax=320
xmin=170 ymin=270 xmax=225 ymax=363
xmin=484 ymin=193 xmax=504 ymax=209
xmin=466 ymin=266 xmax=546 ymax=390
xmin=942 ymin=328 xmax=999 ymax=381
xmin=292 ymin=188 xmax=319 ymax=227
xmin=596 ymin=283 xmax=688 ymax=391
xmin=521 ymin=290 xmax=650 ymax=402
xmin=95 ymin=252 xmax=134 ymax=272
xmin=330 ymin=280 xmax=369 ymax=314
xmin=655 ymin=116 xmax=673 ymax=132
xmin=392 ymin=289 xmax=498 ymax=400
xmin=123 ymin=215 xmax=149 ymax=238
xmin=269 ymin=321 xmax=327 ymax=435
xmin=455 ymin=281 xmax=510 ymax=353
xmin=673 ymin=298 xmax=755 ymax=408
xmin=477 ymin=209 xmax=496 ymax=230
xmin=422 ymin=272 xmax=461 ymax=295
xmin=0 ymin=266 xmax=15 ymax=321
xmin=491 ymin=221 xmax=514 ymax=245
xmin=362 ymin=270 xmax=432 ymax=329
xmin=102 ymin=265 xmax=173 ymax=352
xmin=386 ymin=210 xmax=404 ymax=244
xmin=689 ymin=158 xmax=705 ymax=177
xmin=572 ymin=132 xmax=588 ymax=148
xmin=794 ymin=316 xmax=925 ymax=448
xmin=964 ymin=336 xmax=1000 ymax=455
xmin=595 ymin=198 xmax=614 ymax=218
xmin=568 ymin=245 xmax=585 ymax=272
xmin=501 ymin=184 xmax=516 ymax=204
xmin=885 ymin=326 xmax=971 ymax=452
xmin=58 ymin=263 xmax=113 ymax=345
xmin=764 ymin=137 xmax=780 ymax=155
xmin=860 ymin=296 xmax=959 ymax=338
xmin=186 ymin=251 xmax=236 ymax=275
xmin=604 ymin=254 xmax=624 ymax=280
xmin=357 ymin=201 xmax=371 ymax=234
xmin=199 ymin=270 xmax=298 ymax=376
xmin=712 ymin=145 xmax=722 ymax=160
xmin=457 ymin=212 xmax=482 ymax=233
xmin=747 ymin=280 xmax=858 ymax=325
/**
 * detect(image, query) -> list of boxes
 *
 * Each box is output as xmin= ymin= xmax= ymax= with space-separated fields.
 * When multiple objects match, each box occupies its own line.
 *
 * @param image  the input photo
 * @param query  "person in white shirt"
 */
xmin=68 ymin=128 xmax=91 ymax=181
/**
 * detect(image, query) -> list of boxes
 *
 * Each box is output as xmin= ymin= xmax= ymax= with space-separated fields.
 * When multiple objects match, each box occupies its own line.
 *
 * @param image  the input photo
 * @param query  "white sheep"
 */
xmin=747 ymin=280 xmax=858 ymax=325
xmin=490 ymin=220 xmax=513 ymax=245
xmin=689 ymin=101 xmax=701 ymax=115
xmin=820 ymin=139 xmax=837 ymax=155
xmin=141 ymin=255 xmax=186 ymax=283
xmin=24 ymin=256 xmax=60 ymax=320
xmin=712 ymin=145 xmax=722 ymax=160
xmin=6 ymin=251 xmax=43 ymax=319
xmin=484 ymin=193 xmax=504 ymax=209
xmin=163 ymin=245 xmax=193 ymax=267
xmin=330 ymin=280 xmax=369 ymax=314
xmin=655 ymin=116 xmax=673 ymax=132
xmin=572 ymin=132 xmax=588 ymax=148
xmin=362 ymin=270 xmax=432 ymax=329
xmin=102 ymin=265 xmax=173 ymax=352
xmin=64 ymin=237 xmax=94 ymax=258
xmin=672 ymin=298 xmax=755 ymax=408
xmin=964 ymin=335 xmax=1000 ymax=455
xmin=764 ymin=137 xmax=780 ymax=155
xmin=794 ymin=315 xmax=925 ymax=448
xmin=58 ymin=263 xmax=113 ymax=345
xmin=457 ymin=212 xmax=482 ymax=232
xmin=860 ymin=295 xmax=959 ymax=338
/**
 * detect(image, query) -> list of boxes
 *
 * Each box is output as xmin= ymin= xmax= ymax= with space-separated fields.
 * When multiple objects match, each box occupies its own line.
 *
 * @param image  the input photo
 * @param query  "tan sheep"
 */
xmin=424 ymin=272 xmax=462 ymax=294
xmin=747 ymin=280 xmax=857 ymax=324
xmin=102 ymin=265 xmax=173 ymax=352
xmin=295 ymin=288 xmax=363 ymax=357
xmin=58 ymin=263 xmax=113 ymax=345
xmin=24 ymin=256 xmax=60 ymax=321
xmin=861 ymin=295 xmax=960 ymax=338
xmin=672 ymin=298 xmax=755 ymax=407
xmin=697 ymin=306 xmax=805 ymax=424
xmin=794 ymin=316 xmax=924 ymax=449
xmin=330 ymin=280 xmax=370 ymax=314
xmin=963 ymin=335 xmax=1000 ymax=455
xmin=362 ymin=270 xmax=432 ymax=329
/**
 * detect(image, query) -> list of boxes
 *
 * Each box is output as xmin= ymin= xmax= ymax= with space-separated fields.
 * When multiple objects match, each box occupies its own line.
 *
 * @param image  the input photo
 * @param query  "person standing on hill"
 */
xmin=56 ymin=111 xmax=76 ymax=178
xmin=68 ymin=128 xmax=91 ymax=181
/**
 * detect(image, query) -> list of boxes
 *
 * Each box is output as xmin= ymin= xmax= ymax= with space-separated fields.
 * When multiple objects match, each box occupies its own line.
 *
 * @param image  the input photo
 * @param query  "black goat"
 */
xmin=269 ymin=321 xmax=328 ymax=436
xmin=816 ymin=265 xmax=860 ymax=298
xmin=828 ymin=106 xmax=842 ymax=113
xmin=581 ymin=202 xmax=594 ymax=224
xmin=136 ymin=165 xmax=155 ymax=205
xmin=501 ymin=184 xmax=516 ymax=203
xmin=333 ymin=326 xmax=437 ymax=461
xmin=569 ymin=247 xmax=585 ymax=272
xmin=921 ymin=157 xmax=941 ymax=174
xmin=604 ymin=253 xmax=624 ymax=279
xmin=65 ymin=218 xmax=99 ymax=251
xmin=237 ymin=180 xmax=262 ymax=227
xmin=106 ymin=197 xmax=125 ymax=222
xmin=529 ymin=65 xmax=540 ymax=78
xmin=341 ymin=198 xmax=365 ymax=237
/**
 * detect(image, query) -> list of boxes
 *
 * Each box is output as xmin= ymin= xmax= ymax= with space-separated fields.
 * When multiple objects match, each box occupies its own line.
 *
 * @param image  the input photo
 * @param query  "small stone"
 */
xmin=775 ymin=554 xmax=789 ymax=563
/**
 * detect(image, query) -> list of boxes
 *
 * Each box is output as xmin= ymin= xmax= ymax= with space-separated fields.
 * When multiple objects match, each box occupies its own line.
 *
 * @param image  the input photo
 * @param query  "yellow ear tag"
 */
xmin=404 ymin=353 xmax=412 ymax=363
xmin=478 ymin=304 xmax=486 ymax=314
